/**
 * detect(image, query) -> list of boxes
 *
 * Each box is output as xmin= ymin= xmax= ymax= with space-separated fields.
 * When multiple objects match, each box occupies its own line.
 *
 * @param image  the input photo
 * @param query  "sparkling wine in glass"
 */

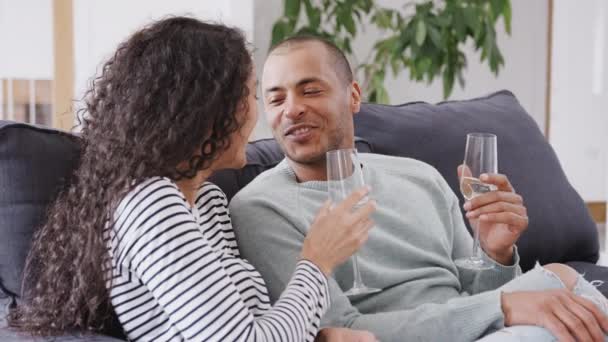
xmin=326 ymin=148 xmax=381 ymax=296
xmin=454 ymin=133 xmax=498 ymax=271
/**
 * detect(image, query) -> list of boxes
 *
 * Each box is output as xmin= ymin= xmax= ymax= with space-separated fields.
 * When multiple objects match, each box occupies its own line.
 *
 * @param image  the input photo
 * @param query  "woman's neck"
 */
xmin=175 ymin=169 xmax=212 ymax=206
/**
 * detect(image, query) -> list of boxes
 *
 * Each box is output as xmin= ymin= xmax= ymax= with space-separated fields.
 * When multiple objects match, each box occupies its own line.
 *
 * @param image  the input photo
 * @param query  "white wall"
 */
xmin=4 ymin=0 xmax=602 ymax=204
xmin=252 ymin=0 xmax=548 ymax=139
xmin=550 ymin=0 xmax=608 ymax=202
xmin=0 ymin=0 xmax=53 ymax=79
xmin=252 ymin=0 xmax=283 ymax=139
xmin=73 ymin=0 xmax=254 ymax=102
xmin=375 ymin=0 xmax=548 ymax=130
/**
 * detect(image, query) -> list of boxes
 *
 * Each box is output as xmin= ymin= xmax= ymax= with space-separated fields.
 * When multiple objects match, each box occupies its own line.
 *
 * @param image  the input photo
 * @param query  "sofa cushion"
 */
xmin=0 ymin=121 xmax=81 ymax=299
xmin=0 ymin=121 xmax=126 ymax=340
xmin=353 ymin=90 xmax=599 ymax=272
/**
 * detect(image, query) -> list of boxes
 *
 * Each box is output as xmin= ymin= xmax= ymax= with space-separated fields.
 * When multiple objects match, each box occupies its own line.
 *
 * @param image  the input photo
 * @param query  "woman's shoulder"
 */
xmin=124 ymin=176 xmax=181 ymax=199
xmin=195 ymin=181 xmax=229 ymax=207
xmin=198 ymin=181 xmax=227 ymax=196
xmin=115 ymin=177 xmax=187 ymax=217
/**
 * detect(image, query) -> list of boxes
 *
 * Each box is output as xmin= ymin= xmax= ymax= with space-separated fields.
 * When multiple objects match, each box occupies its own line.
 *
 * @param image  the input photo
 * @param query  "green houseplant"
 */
xmin=271 ymin=0 xmax=512 ymax=103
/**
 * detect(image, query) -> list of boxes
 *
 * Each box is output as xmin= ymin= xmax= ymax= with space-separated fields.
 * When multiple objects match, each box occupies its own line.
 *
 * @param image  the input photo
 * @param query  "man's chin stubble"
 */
xmin=286 ymin=150 xmax=326 ymax=166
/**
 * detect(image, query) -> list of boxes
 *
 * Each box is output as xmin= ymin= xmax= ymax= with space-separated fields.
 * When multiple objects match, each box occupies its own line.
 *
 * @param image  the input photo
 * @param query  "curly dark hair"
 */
xmin=8 ymin=16 xmax=253 ymax=335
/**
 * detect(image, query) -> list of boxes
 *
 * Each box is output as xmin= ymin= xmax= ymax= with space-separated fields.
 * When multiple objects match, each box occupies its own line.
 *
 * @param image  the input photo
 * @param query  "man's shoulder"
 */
xmin=230 ymin=163 xmax=293 ymax=207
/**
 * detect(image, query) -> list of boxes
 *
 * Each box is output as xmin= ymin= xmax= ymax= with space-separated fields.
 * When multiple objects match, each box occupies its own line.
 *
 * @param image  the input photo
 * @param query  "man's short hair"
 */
xmin=268 ymin=35 xmax=354 ymax=85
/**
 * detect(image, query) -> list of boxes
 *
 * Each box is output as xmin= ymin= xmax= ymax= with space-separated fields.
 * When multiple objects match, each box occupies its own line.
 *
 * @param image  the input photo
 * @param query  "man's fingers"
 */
xmin=335 ymin=187 xmax=370 ymax=212
xmin=570 ymin=293 xmax=608 ymax=333
xmin=355 ymin=218 xmax=374 ymax=234
xmin=553 ymin=302 xmax=595 ymax=342
xmin=465 ymin=201 xmax=527 ymax=219
xmin=543 ymin=313 xmax=576 ymax=342
xmin=312 ymin=200 xmax=332 ymax=225
xmin=352 ymin=200 xmax=377 ymax=221
xmin=457 ymin=164 xmax=472 ymax=179
xmin=478 ymin=212 xmax=529 ymax=230
xmin=562 ymin=295 xmax=605 ymax=341
xmin=466 ymin=191 xmax=523 ymax=210
xmin=480 ymin=173 xmax=514 ymax=192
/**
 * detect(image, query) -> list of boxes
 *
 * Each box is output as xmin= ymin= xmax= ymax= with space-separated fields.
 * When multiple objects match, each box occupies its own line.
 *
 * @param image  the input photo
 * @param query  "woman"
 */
xmin=8 ymin=17 xmax=376 ymax=342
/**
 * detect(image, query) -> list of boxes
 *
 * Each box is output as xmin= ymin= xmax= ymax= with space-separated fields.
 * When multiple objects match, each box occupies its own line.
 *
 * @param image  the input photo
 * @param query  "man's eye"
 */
xmin=304 ymin=89 xmax=321 ymax=95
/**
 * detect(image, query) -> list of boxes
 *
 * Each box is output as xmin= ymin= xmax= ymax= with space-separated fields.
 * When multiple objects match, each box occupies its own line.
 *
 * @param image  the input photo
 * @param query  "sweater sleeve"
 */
xmin=115 ymin=179 xmax=330 ymax=342
xmin=230 ymin=193 xmax=505 ymax=342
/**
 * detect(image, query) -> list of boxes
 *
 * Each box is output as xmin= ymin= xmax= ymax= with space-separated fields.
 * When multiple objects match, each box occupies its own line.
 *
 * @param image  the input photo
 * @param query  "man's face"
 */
xmin=261 ymin=41 xmax=361 ymax=166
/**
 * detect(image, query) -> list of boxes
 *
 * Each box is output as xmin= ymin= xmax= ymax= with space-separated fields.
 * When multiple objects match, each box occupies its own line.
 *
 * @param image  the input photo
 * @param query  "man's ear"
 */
xmin=350 ymin=81 xmax=362 ymax=114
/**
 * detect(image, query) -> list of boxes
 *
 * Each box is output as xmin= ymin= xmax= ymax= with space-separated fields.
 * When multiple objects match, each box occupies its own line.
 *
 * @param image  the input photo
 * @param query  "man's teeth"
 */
xmin=294 ymin=127 xmax=310 ymax=134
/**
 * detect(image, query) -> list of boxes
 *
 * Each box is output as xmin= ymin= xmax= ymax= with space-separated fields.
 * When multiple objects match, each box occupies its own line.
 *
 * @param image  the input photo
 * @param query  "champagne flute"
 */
xmin=326 ymin=148 xmax=381 ymax=296
xmin=454 ymin=133 xmax=498 ymax=271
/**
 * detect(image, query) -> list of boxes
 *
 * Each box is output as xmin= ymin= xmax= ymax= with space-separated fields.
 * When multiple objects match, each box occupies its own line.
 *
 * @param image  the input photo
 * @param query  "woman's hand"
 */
xmin=301 ymin=187 xmax=376 ymax=276
xmin=315 ymin=327 xmax=378 ymax=342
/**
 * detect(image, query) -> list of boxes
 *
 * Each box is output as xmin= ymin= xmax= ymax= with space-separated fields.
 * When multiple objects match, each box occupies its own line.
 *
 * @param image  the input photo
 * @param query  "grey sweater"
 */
xmin=230 ymin=153 xmax=521 ymax=342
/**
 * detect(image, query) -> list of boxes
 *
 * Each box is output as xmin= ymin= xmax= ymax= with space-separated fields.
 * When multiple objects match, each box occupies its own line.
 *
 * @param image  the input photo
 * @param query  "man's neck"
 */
xmin=287 ymin=159 xmax=328 ymax=183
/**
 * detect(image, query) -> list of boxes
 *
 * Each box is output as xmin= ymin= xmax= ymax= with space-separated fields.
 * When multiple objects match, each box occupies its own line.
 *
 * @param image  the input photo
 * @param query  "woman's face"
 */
xmin=213 ymin=70 xmax=258 ymax=170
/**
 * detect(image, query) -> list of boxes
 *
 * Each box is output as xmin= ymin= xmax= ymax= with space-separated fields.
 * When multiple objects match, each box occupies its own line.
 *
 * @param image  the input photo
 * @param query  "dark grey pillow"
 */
xmin=0 ymin=121 xmax=126 ymax=340
xmin=354 ymin=90 xmax=599 ymax=271
xmin=0 ymin=121 xmax=81 ymax=299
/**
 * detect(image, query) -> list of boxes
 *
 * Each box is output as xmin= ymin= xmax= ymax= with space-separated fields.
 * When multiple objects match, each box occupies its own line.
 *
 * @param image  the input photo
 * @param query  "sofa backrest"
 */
xmin=0 ymin=90 xmax=599 ymax=316
xmin=352 ymin=90 xmax=598 ymax=270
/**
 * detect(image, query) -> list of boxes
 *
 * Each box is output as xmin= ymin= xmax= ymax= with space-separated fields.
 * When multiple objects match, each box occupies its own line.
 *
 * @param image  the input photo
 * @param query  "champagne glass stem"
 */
xmin=472 ymin=221 xmax=482 ymax=259
xmin=351 ymin=254 xmax=364 ymax=288
xmin=326 ymin=148 xmax=381 ymax=295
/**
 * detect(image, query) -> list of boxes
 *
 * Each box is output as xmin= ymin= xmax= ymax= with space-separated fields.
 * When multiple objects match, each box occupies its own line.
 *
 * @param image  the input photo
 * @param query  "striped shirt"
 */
xmin=104 ymin=177 xmax=330 ymax=341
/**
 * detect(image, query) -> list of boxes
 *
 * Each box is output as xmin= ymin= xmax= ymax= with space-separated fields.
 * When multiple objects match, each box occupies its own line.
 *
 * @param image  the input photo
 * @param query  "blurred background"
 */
xmin=0 ymin=0 xmax=606 ymax=239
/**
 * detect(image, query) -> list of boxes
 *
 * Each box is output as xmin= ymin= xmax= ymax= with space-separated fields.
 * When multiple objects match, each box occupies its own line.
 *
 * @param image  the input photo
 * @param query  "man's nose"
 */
xmin=283 ymin=97 xmax=305 ymax=120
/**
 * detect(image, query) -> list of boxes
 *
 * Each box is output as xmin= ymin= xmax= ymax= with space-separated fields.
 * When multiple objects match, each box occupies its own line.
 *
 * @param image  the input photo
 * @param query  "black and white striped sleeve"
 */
xmin=115 ymin=178 xmax=330 ymax=341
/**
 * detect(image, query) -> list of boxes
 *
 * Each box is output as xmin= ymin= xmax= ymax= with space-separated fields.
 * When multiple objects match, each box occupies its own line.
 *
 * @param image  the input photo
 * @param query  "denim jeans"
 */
xmin=478 ymin=263 xmax=608 ymax=342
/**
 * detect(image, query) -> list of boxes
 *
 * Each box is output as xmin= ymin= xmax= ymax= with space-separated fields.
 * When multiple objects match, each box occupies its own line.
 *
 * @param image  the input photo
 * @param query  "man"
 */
xmin=230 ymin=36 xmax=608 ymax=342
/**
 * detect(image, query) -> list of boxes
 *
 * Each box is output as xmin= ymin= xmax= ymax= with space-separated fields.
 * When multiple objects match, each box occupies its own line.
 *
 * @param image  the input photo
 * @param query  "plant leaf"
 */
xmin=343 ymin=37 xmax=352 ymax=54
xmin=296 ymin=26 xmax=318 ymax=35
xmin=415 ymin=20 xmax=427 ymax=46
xmin=453 ymin=7 xmax=466 ymax=41
xmin=339 ymin=10 xmax=357 ymax=35
xmin=428 ymin=24 xmax=442 ymax=48
xmin=490 ymin=0 xmax=501 ymax=22
xmin=271 ymin=20 xmax=289 ymax=46
xmin=463 ymin=6 xmax=480 ymax=37
xmin=377 ymin=85 xmax=390 ymax=104
xmin=442 ymin=67 xmax=455 ymax=99
xmin=304 ymin=0 xmax=321 ymax=28
xmin=503 ymin=0 xmax=512 ymax=34
xmin=457 ymin=69 xmax=465 ymax=88
xmin=285 ymin=0 xmax=301 ymax=20
xmin=373 ymin=9 xmax=393 ymax=29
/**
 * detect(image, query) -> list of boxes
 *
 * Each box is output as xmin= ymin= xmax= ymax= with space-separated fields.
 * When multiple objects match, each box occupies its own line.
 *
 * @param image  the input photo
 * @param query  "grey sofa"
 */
xmin=1 ymin=90 xmax=604 ymax=341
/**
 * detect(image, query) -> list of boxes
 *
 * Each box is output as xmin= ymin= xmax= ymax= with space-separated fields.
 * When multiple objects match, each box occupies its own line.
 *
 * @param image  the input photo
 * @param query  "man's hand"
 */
xmin=458 ymin=167 xmax=528 ymax=265
xmin=315 ymin=327 xmax=377 ymax=342
xmin=502 ymin=290 xmax=608 ymax=342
